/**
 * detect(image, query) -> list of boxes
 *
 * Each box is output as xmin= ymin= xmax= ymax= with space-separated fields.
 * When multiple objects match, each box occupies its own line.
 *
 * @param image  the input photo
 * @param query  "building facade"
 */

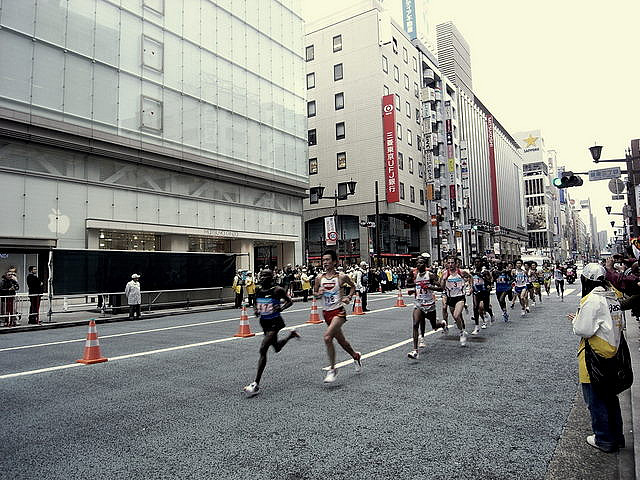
xmin=0 ymin=0 xmax=307 ymax=272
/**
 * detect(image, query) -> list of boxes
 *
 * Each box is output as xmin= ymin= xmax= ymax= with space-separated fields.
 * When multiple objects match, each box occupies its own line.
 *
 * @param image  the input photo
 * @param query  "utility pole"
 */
xmin=375 ymin=181 xmax=381 ymax=267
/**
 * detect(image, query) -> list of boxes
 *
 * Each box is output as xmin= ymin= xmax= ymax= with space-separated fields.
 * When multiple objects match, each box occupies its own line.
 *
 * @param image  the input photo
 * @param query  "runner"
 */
xmin=554 ymin=263 xmax=565 ymax=301
xmin=494 ymin=262 xmax=513 ymax=322
xmin=528 ymin=261 xmax=542 ymax=305
xmin=511 ymin=259 xmax=530 ymax=316
xmin=440 ymin=256 xmax=472 ymax=346
xmin=314 ymin=250 xmax=362 ymax=383
xmin=542 ymin=262 xmax=553 ymax=296
xmin=406 ymin=256 xmax=446 ymax=359
xmin=243 ymin=269 xmax=299 ymax=397
xmin=470 ymin=257 xmax=495 ymax=334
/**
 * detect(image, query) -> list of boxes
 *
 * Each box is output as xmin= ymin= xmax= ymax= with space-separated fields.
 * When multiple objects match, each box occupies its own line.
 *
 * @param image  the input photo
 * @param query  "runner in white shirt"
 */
xmin=511 ymin=259 xmax=530 ymax=316
xmin=313 ymin=250 xmax=362 ymax=383
xmin=554 ymin=264 xmax=565 ymax=301
xmin=440 ymin=256 xmax=472 ymax=347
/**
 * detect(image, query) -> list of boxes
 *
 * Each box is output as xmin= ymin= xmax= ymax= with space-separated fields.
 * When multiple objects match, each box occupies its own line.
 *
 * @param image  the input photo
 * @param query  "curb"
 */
xmin=626 ymin=318 xmax=640 ymax=478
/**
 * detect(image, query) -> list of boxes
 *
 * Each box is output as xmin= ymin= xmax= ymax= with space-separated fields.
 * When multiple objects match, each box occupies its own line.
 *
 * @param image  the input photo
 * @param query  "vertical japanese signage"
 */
xmin=445 ymin=101 xmax=456 ymax=211
xmin=382 ymin=95 xmax=400 ymax=203
xmin=324 ymin=216 xmax=338 ymax=246
xmin=486 ymin=115 xmax=500 ymax=225
xmin=402 ymin=0 xmax=417 ymax=40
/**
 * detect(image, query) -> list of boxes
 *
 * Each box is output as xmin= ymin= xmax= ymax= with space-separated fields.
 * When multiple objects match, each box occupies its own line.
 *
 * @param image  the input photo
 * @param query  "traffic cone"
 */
xmin=353 ymin=294 xmax=365 ymax=315
xmin=76 ymin=319 xmax=108 ymax=365
xmin=307 ymin=297 xmax=323 ymax=324
xmin=234 ymin=305 xmax=255 ymax=337
xmin=395 ymin=289 xmax=407 ymax=307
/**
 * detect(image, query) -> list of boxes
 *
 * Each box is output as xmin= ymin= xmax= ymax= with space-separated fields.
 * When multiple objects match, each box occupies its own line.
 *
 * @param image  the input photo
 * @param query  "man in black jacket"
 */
xmin=27 ymin=266 xmax=44 ymax=324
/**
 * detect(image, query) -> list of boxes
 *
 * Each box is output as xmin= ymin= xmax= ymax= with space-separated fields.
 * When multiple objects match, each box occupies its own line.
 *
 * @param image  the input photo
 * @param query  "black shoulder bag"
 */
xmin=584 ymin=331 xmax=633 ymax=395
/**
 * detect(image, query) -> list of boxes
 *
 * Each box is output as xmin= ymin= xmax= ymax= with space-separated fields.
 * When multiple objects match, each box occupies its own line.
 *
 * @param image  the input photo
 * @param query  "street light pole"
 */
xmin=375 ymin=181 xmax=381 ymax=268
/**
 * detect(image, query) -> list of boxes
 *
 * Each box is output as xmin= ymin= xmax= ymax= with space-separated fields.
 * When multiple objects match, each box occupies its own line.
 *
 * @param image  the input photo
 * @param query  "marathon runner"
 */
xmin=529 ymin=261 xmax=542 ymax=306
xmin=554 ymin=263 xmax=565 ymax=301
xmin=511 ymin=259 xmax=530 ymax=316
xmin=314 ymin=250 xmax=362 ymax=383
xmin=542 ymin=263 xmax=553 ymax=296
xmin=243 ymin=269 xmax=299 ymax=397
xmin=494 ymin=263 xmax=513 ymax=322
xmin=406 ymin=256 xmax=446 ymax=359
xmin=440 ymin=256 xmax=472 ymax=347
xmin=470 ymin=257 xmax=495 ymax=334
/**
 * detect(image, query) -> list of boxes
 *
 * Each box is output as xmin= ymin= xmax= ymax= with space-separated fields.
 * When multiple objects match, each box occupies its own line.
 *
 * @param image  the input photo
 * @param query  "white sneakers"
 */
xmin=440 ymin=322 xmax=449 ymax=334
xmin=407 ymin=350 xmax=419 ymax=359
xmin=353 ymin=352 xmax=362 ymax=373
xmin=481 ymin=321 xmax=487 ymax=329
xmin=471 ymin=326 xmax=480 ymax=335
xmin=521 ymin=310 xmax=526 ymax=317
xmin=324 ymin=368 xmax=337 ymax=383
xmin=459 ymin=330 xmax=468 ymax=347
xmin=243 ymin=382 xmax=260 ymax=397
xmin=418 ymin=337 xmax=426 ymax=348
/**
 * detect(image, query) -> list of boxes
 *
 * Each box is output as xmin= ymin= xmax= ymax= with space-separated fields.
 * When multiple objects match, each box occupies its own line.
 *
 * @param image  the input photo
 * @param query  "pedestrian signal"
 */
xmin=552 ymin=171 xmax=583 ymax=188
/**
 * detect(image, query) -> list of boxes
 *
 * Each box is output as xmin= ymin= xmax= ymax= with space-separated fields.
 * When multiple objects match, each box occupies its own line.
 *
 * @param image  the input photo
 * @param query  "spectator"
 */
xmin=245 ymin=272 xmax=256 ymax=306
xmin=0 ymin=266 xmax=19 ymax=326
xmin=233 ymin=270 xmax=244 ymax=308
xmin=125 ymin=274 xmax=142 ymax=319
xmin=300 ymin=268 xmax=311 ymax=302
xmin=27 ymin=265 xmax=44 ymax=325
xmin=356 ymin=262 xmax=369 ymax=311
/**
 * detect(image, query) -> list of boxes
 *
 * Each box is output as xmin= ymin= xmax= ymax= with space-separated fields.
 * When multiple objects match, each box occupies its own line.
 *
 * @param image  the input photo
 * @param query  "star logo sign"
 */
xmin=523 ymin=135 xmax=538 ymax=148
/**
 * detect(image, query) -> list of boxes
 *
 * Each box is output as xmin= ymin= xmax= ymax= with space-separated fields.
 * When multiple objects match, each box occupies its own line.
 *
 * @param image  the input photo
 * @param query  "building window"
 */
xmin=408 ymin=157 xmax=414 ymax=173
xmin=333 ymin=34 xmax=342 ymax=52
xmin=403 ymin=47 xmax=408 ymax=63
xmin=418 ymin=162 xmax=424 ymax=178
xmin=394 ymin=65 xmax=399 ymax=82
xmin=308 ymin=129 xmax=317 ymax=146
xmin=413 ymin=56 xmax=418 ymax=72
xmin=143 ymin=0 xmax=164 ymax=15
xmin=420 ymin=189 xmax=424 ymax=205
xmin=410 ymin=186 xmax=415 ymax=203
xmin=309 ymin=158 xmax=318 ymax=175
xmin=397 ymin=123 xmax=402 ymax=140
xmin=307 ymin=100 xmax=316 ymax=118
xmin=335 ymin=92 xmax=344 ymax=110
xmin=307 ymin=73 xmax=315 ymax=89
xmin=406 ymin=101 xmax=411 ymax=118
xmin=407 ymin=130 xmax=412 ymax=146
xmin=392 ymin=37 xmax=398 ymax=54
xmin=404 ymin=74 xmax=409 ymax=91
xmin=306 ymin=45 xmax=314 ymax=62
xmin=382 ymin=55 xmax=388 ymax=73
xmin=337 ymin=151 xmax=347 ymax=170
xmin=395 ymin=94 xmax=400 ymax=110
xmin=416 ymin=108 xmax=421 ymax=124
xmin=414 ymin=82 xmax=419 ymax=98
xmin=400 ymin=182 xmax=405 ymax=199
xmin=417 ymin=135 xmax=422 ymax=150
xmin=398 ymin=152 xmax=404 ymax=170
xmin=383 ymin=85 xmax=389 ymax=96
xmin=336 ymin=122 xmax=345 ymax=140
xmin=334 ymin=63 xmax=343 ymax=81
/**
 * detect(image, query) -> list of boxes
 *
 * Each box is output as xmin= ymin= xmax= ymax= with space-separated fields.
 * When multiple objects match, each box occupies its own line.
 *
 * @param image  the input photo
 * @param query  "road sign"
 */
xmin=612 ymin=194 xmax=625 ymax=200
xmin=359 ymin=221 xmax=376 ymax=228
xmin=589 ymin=167 xmax=621 ymax=182
xmin=460 ymin=225 xmax=472 ymax=231
xmin=494 ymin=226 xmax=501 ymax=233
xmin=608 ymin=178 xmax=625 ymax=194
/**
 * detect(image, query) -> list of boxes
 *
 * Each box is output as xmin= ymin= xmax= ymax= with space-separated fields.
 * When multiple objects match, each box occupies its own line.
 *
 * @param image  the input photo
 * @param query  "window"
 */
xmin=418 ymin=162 xmax=424 ymax=178
xmin=414 ymin=82 xmax=419 ymax=98
xmin=420 ymin=189 xmax=424 ymax=205
xmin=408 ymin=157 xmax=414 ymax=173
xmin=410 ymin=186 xmax=415 ymax=203
xmin=417 ymin=134 xmax=422 ymax=150
xmin=416 ymin=108 xmax=421 ymax=124
xmin=404 ymin=74 xmax=409 ymax=91
xmin=333 ymin=34 xmax=342 ymax=52
xmin=392 ymin=37 xmax=398 ymax=54
xmin=308 ymin=129 xmax=317 ymax=146
xmin=395 ymin=94 xmax=400 ymax=110
xmin=400 ymin=182 xmax=405 ymax=199
xmin=309 ymin=158 xmax=318 ymax=175
xmin=398 ymin=152 xmax=404 ymax=170
xmin=306 ymin=73 xmax=315 ymax=89
xmin=383 ymin=85 xmax=389 ymax=96
xmin=307 ymin=101 xmax=316 ymax=118
xmin=334 ymin=63 xmax=343 ymax=81
xmin=397 ymin=123 xmax=402 ymax=140
xmin=335 ymin=92 xmax=344 ymax=110
xmin=403 ymin=47 xmax=408 ymax=63
xmin=407 ymin=130 xmax=412 ymax=146
xmin=413 ymin=56 xmax=418 ymax=72
xmin=336 ymin=122 xmax=345 ymax=140
xmin=393 ymin=66 xmax=399 ymax=82
xmin=337 ymin=151 xmax=347 ymax=170
xmin=306 ymin=45 xmax=314 ymax=62
xmin=382 ymin=55 xmax=388 ymax=73
xmin=406 ymin=101 xmax=411 ymax=118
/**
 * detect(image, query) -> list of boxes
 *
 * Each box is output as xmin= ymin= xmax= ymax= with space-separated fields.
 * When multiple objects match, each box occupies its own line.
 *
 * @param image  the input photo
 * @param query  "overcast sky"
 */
xmin=302 ymin=0 xmax=640 ymax=242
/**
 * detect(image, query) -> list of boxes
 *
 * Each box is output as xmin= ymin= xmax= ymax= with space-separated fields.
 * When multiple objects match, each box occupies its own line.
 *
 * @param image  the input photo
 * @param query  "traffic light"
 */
xmin=552 ymin=171 xmax=583 ymax=188
xmin=605 ymin=206 xmax=612 ymax=215
xmin=611 ymin=221 xmax=615 ymax=228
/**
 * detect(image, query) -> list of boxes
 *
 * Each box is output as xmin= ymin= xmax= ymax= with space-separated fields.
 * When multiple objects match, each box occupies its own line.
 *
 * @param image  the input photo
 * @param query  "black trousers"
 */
xmin=235 ymin=291 xmax=243 ymax=308
xmin=129 ymin=304 xmax=141 ymax=319
xmin=28 ymin=296 xmax=41 ymax=324
xmin=360 ymin=291 xmax=368 ymax=311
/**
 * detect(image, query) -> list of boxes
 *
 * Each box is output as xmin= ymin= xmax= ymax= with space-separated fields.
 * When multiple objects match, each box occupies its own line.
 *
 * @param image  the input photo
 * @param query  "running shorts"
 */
xmin=323 ymin=307 xmax=347 ymax=325
xmin=446 ymin=295 xmax=465 ymax=307
xmin=514 ymin=286 xmax=527 ymax=295
xmin=532 ymin=282 xmax=540 ymax=289
xmin=413 ymin=309 xmax=438 ymax=330
xmin=474 ymin=291 xmax=491 ymax=306
xmin=414 ymin=303 xmax=436 ymax=314
xmin=260 ymin=316 xmax=285 ymax=334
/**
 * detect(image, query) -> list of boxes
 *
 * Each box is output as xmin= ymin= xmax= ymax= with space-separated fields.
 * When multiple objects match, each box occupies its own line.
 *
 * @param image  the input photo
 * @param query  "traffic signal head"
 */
xmin=605 ymin=206 xmax=612 ymax=215
xmin=611 ymin=221 xmax=615 ymax=228
xmin=552 ymin=171 xmax=583 ymax=189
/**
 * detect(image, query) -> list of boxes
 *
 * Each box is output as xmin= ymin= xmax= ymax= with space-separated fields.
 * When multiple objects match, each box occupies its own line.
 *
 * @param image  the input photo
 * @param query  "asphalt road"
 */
xmin=0 ymin=288 xmax=588 ymax=479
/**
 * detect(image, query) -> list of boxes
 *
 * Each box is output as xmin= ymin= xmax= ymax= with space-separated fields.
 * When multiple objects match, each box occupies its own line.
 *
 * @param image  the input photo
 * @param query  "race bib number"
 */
xmin=256 ymin=300 xmax=274 ymax=314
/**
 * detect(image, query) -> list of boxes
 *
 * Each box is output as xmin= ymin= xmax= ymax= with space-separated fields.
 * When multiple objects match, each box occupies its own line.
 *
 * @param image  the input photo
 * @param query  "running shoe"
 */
xmin=471 ymin=326 xmax=480 ymax=335
xmin=324 ymin=368 xmax=338 ymax=383
xmin=489 ymin=316 xmax=495 ymax=325
xmin=459 ymin=331 xmax=468 ymax=347
xmin=481 ymin=321 xmax=487 ymax=329
xmin=521 ymin=310 xmax=526 ymax=317
xmin=532 ymin=301 xmax=536 ymax=308
xmin=418 ymin=337 xmax=426 ymax=348
xmin=510 ymin=303 xmax=515 ymax=309
xmin=526 ymin=306 xmax=530 ymax=313
xmin=243 ymin=382 xmax=260 ymax=397
xmin=290 ymin=330 xmax=301 ymax=340
xmin=503 ymin=312 xmax=509 ymax=322
xmin=353 ymin=352 xmax=362 ymax=373
xmin=440 ymin=322 xmax=449 ymax=334
xmin=407 ymin=350 xmax=419 ymax=359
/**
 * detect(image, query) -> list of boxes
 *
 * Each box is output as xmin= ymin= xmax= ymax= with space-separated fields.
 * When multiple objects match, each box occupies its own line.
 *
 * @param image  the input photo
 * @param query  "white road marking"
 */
xmin=0 ymin=306 xmax=400 ymax=379
xmin=564 ymin=288 xmax=576 ymax=296
xmin=0 ymin=296 xmax=397 ymax=353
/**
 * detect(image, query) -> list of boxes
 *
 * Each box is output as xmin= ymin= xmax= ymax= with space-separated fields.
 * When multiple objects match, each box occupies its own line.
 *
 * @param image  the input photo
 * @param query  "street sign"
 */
xmin=612 ymin=194 xmax=625 ymax=200
xmin=494 ymin=226 xmax=501 ymax=233
xmin=460 ymin=225 xmax=472 ymax=231
xmin=359 ymin=221 xmax=376 ymax=228
xmin=608 ymin=178 xmax=625 ymax=194
xmin=588 ymin=167 xmax=621 ymax=182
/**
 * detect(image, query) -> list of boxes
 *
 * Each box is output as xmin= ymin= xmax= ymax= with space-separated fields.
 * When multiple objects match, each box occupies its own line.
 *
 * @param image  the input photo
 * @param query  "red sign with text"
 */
xmin=486 ymin=115 xmax=500 ymax=225
xmin=381 ymin=95 xmax=400 ymax=203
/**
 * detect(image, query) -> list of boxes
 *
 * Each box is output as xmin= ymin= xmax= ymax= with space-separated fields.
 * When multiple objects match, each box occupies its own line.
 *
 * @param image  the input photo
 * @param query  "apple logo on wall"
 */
xmin=48 ymin=209 xmax=71 ymax=235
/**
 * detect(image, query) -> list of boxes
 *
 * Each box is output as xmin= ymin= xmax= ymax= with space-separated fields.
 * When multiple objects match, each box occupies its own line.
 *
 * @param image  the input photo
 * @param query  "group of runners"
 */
xmin=243 ymin=250 xmax=569 ymax=396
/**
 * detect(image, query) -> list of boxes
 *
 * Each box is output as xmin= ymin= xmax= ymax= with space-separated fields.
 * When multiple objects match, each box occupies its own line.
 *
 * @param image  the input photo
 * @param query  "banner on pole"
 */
xmin=324 ymin=217 xmax=338 ymax=246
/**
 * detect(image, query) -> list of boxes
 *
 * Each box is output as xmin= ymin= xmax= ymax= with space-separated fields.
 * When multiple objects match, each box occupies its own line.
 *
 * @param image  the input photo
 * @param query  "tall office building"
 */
xmin=435 ymin=21 xmax=472 ymax=97
xmin=0 ymin=0 xmax=307 ymax=273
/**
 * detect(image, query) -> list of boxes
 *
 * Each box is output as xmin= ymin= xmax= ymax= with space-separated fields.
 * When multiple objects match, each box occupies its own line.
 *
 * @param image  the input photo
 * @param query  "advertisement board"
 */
xmin=527 ymin=205 xmax=548 ymax=231
xmin=486 ymin=115 xmax=500 ymax=225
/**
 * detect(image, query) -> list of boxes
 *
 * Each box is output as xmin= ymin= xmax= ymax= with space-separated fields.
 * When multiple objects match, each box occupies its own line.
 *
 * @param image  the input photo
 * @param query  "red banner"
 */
xmin=486 ymin=115 xmax=500 ymax=225
xmin=382 ymin=95 xmax=399 ymax=203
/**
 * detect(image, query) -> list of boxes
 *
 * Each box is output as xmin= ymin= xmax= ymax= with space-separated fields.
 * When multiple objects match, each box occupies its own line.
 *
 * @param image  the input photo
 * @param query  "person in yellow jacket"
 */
xmin=245 ymin=272 xmax=256 ymax=306
xmin=571 ymin=263 xmax=630 ymax=453
xmin=300 ymin=268 xmax=311 ymax=302
xmin=232 ymin=270 xmax=244 ymax=308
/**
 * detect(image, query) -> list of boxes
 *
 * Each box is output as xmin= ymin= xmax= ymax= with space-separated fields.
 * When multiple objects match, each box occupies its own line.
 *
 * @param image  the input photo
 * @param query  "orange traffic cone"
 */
xmin=76 ymin=319 xmax=108 ymax=365
xmin=234 ymin=305 xmax=255 ymax=337
xmin=395 ymin=289 xmax=407 ymax=307
xmin=307 ymin=297 xmax=323 ymax=324
xmin=353 ymin=294 xmax=365 ymax=315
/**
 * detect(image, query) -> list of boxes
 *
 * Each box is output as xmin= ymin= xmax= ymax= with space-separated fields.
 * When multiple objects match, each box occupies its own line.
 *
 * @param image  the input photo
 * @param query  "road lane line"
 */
xmin=0 ymin=306 xmax=400 ymax=379
xmin=0 ymin=297 xmax=398 ymax=353
xmin=564 ymin=288 xmax=576 ymax=296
